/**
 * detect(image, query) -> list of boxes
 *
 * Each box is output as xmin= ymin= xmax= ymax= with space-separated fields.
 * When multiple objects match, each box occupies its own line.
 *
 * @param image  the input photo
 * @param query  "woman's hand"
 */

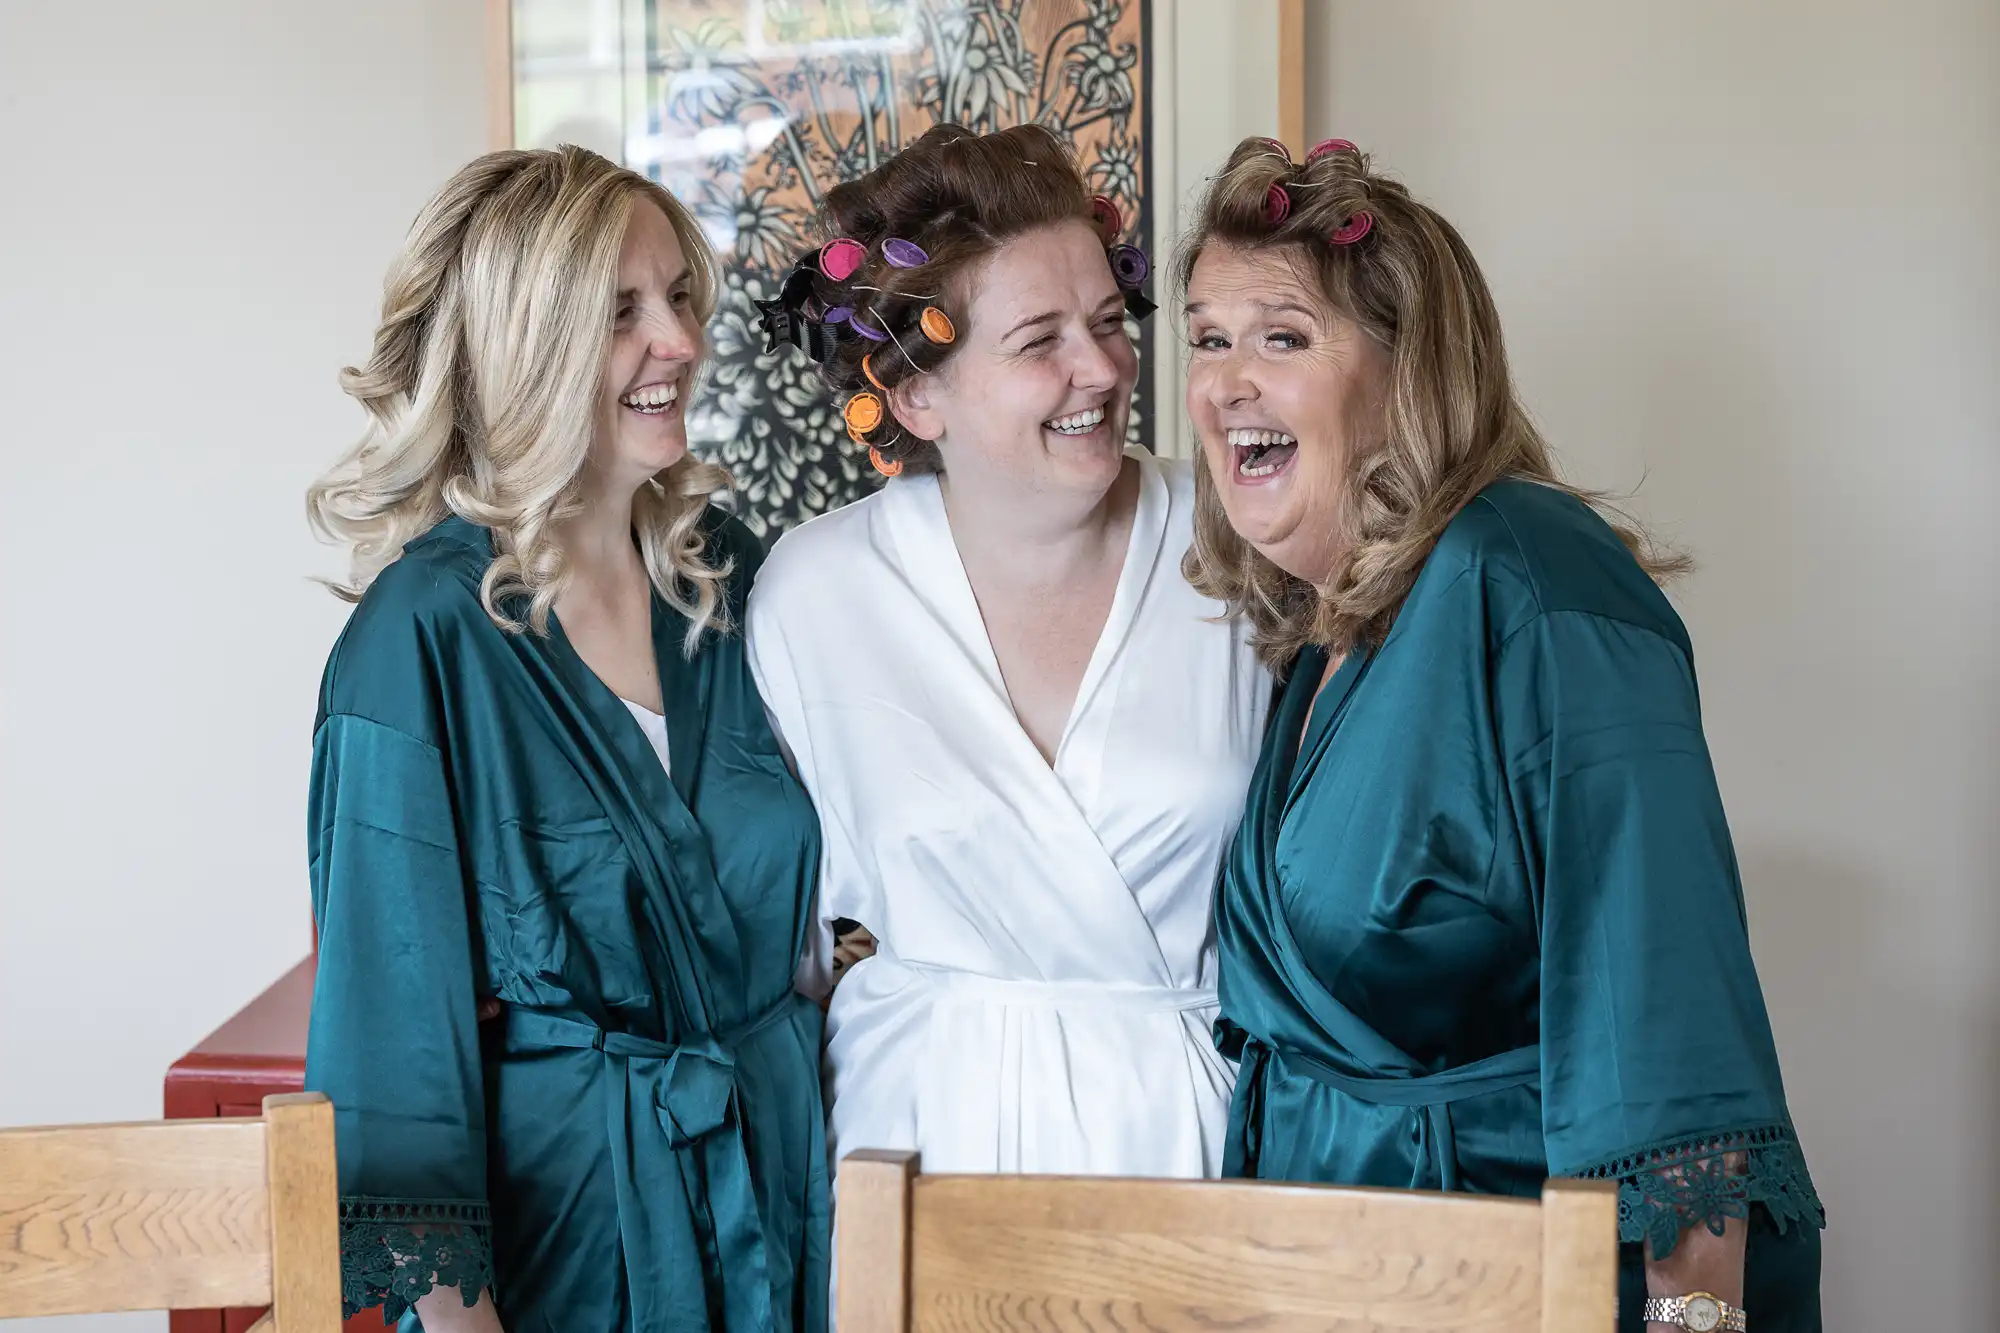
xmin=831 ymin=924 xmax=877 ymax=980
xmin=413 ymin=1285 xmax=505 ymax=1333
xmin=809 ymin=923 xmax=879 ymax=1012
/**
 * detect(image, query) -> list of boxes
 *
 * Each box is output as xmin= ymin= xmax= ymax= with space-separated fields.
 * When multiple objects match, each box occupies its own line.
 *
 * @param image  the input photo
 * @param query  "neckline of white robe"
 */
xmin=877 ymin=449 xmax=1170 ymax=774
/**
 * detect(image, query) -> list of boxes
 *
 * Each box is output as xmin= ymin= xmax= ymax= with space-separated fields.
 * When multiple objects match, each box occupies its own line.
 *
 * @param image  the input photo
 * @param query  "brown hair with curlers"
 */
xmin=758 ymin=122 xmax=1153 ymax=476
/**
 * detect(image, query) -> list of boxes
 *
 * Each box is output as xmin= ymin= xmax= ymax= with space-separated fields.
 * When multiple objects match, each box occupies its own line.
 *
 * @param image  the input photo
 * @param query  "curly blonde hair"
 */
xmin=1179 ymin=138 xmax=1686 ymax=664
xmin=308 ymin=145 xmax=735 ymax=650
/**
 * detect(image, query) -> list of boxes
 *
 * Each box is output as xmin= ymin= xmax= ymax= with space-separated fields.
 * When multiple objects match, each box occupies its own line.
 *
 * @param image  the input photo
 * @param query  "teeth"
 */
xmin=1044 ymin=406 xmax=1105 ymax=434
xmin=1228 ymin=425 xmax=1296 ymax=478
xmin=621 ymin=382 xmax=680 ymax=411
xmin=1225 ymin=427 xmax=1297 ymax=449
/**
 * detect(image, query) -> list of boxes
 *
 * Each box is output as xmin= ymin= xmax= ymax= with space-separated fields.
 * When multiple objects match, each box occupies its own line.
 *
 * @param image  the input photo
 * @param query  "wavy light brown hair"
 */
xmin=308 ymin=146 xmax=734 ymax=649
xmin=809 ymin=122 xmax=1095 ymax=474
xmin=1179 ymin=138 xmax=1686 ymax=663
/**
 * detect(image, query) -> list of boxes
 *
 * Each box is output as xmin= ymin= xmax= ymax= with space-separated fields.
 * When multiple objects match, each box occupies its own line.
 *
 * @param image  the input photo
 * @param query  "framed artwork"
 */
xmin=499 ymin=0 xmax=1155 ymax=537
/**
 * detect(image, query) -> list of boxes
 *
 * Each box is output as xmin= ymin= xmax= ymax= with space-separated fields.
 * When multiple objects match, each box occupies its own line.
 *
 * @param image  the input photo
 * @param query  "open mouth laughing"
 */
xmin=1227 ymin=426 xmax=1298 ymax=480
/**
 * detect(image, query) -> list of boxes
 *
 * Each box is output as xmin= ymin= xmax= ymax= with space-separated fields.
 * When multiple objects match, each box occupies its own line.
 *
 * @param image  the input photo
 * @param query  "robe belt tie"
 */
xmin=503 ymin=992 xmax=809 ymax=1333
xmin=907 ymin=964 xmax=1218 ymax=1013
xmin=1230 ymin=1037 xmax=1540 ymax=1192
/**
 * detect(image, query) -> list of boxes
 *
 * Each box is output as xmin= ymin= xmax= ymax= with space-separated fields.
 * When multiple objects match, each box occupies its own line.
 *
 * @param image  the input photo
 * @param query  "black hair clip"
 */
xmin=754 ymin=251 xmax=844 ymax=365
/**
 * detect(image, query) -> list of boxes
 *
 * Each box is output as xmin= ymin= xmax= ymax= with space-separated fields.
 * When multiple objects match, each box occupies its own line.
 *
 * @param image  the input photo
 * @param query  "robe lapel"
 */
xmin=883 ymin=453 xmax=1166 ymax=792
xmin=877 ymin=458 xmax=1176 ymax=982
xmin=1255 ymin=645 xmax=1422 ymax=1078
xmin=529 ymin=604 xmax=738 ymax=1033
xmin=1284 ymin=645 xmax=1372 ymax=820
xmin=881 ymin=471 xmax=1010 ymax=704
xmin=543 ymin=608 xmax=693 ymax=835
xmin=649 ymin=595 xmax=708 ymax=805
xmin=419 ymin=523 xmax=714 ymax=930
xmin=1057 ymin=454 xmax=1168 ymax=759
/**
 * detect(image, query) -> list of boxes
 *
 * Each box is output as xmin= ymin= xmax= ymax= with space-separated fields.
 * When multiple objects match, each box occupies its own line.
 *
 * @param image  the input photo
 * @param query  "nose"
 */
xmin=1203 ymin=344 xmax=1258 ymax=412
xmin=645 ymin=310 xmax=699 ymax=365
xmin=1068 ymin=324 xmax=1121 ymax=394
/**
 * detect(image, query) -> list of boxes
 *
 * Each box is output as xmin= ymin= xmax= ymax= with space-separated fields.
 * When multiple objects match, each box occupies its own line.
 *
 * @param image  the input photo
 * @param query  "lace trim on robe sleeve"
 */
xmin=339 ymin=1197 xmax=493 ymax=1323
xmin=1573 ymin=1122 xmax=1826 ymax=1262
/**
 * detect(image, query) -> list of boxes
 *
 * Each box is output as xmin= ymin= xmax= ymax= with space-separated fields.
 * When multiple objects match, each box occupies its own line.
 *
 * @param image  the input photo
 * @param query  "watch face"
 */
xmin=1684 ymin=1294 xmax=1723 ymax=1332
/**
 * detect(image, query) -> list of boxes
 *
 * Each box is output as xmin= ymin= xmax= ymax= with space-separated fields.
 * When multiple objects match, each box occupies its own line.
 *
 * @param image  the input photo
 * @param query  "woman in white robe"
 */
xmin=746 ymin=124 xmax=1270 ymax=1182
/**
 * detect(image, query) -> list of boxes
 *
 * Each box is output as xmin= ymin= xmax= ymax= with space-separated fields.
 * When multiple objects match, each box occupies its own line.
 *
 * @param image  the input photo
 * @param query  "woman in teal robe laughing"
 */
xmin=1179 ymin=137 xmax=1823 ymax=1331
xmin=303 ymin=147 xmax=825 ymax=1333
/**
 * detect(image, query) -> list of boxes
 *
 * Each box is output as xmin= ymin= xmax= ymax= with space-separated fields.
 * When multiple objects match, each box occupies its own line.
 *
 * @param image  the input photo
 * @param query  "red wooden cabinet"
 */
xmin=163 ymin=957 xmax=389 ymax=1333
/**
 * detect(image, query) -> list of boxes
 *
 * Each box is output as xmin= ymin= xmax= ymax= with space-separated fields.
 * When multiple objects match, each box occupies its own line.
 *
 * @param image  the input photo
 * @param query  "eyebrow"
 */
xmin=617 ymin=264 xmax=692 ymax=302
xmin=1003 ymin=310 xmax=1063 ymax=340
xmin=1259 ymin=299 xmax=1321 ymax=319
xmin=1004 ymin=294 xmax=1126 ymax=340
xmin=1183 ymin=298 xmax=1321 ymax=319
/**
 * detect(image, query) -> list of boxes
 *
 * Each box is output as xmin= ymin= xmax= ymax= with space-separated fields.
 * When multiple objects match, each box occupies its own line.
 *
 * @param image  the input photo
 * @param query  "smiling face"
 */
xmin=1184 ymin=242 xmax=1390 ymax=585
xmin=890 ymin=220 xmax=1137 ymax=501
xmin=596 ymin=200 xmax=702 ymax=491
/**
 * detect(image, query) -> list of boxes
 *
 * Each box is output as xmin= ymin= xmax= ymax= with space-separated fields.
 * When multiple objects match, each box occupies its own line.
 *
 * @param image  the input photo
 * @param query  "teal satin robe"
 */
xmin=1218 ymin=480 xmax=1824 ymax=1331
xmin=304 ymin=511 xmax=827 ymax=1333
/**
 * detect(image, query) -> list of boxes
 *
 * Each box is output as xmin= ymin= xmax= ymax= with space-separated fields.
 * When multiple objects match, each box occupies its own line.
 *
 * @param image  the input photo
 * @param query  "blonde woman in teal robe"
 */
xmin=1179 ymin=138 xmax=1823 ymax=1332
xmin=303 ymin=147 xmax=826 ymax=1333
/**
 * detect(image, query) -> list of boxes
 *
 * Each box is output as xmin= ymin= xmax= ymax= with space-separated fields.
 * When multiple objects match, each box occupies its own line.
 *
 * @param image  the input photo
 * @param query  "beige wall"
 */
xmin=1303 ymin=2 xmax=1998 ymax=1327
xmin=0 ymin=3 xmax=486 ymax=1328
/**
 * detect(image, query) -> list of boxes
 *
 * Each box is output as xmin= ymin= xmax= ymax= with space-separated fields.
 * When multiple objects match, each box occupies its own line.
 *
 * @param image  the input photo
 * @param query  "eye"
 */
xmin=1265 ymin=328 xmax=1306 ymax=350
xmin=1188 ymin=331 xmax=1229 ymax=351
xmin=1022 ymin=333 xmax=1058 ymax=353
xmin=669 ymin=289 xmax=692 ymax=310
xmin=614 ymin=303 xmax=638 ymax=327
xmin=1094 ymin=314 xmax=1126 ymax=336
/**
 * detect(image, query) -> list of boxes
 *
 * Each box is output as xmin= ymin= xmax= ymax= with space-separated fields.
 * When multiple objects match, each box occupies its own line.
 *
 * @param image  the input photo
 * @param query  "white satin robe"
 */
xmin=745 ymin=451 xmax=1270 ymax=1182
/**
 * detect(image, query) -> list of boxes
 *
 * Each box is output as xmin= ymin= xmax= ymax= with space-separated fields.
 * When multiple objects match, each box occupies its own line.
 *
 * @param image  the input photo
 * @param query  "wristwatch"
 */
xmin=1641 ymin=1291 xmax=1746 ymax=1331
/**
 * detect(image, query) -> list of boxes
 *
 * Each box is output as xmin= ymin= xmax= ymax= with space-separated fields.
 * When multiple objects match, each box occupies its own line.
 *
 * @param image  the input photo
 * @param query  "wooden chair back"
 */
xmin=837 ymin=1149 xmax=1618 ymax=1333
xmin=0 ymin=1091 xmax=340 ymax=1331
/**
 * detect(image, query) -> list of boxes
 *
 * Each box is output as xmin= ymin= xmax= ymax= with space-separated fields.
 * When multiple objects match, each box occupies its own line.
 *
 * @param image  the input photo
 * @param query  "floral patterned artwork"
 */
xmin=637 ymin=0 xmax=1154 ymax=536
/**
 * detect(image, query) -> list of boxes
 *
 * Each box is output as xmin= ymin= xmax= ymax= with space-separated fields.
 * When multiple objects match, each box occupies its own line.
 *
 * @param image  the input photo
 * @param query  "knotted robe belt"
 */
xmin=503 ymin=991 xmax=809 ymax=1333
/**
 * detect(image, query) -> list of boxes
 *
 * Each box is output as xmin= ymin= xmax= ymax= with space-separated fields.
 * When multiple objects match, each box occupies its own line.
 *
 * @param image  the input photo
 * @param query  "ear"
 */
xmin=887 ymin=375 xmax=945 ymax=443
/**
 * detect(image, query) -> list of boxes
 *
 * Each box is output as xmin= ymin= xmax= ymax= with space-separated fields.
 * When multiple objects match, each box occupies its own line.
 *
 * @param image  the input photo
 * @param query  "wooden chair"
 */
xmin=0 ymin=1091 xmax=341 ymax=1332
xmin=837 ymin=1150 xmax=1619 ymax=1333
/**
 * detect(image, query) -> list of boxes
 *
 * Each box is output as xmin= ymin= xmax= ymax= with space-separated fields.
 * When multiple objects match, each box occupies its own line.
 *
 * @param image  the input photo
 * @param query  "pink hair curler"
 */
xmin=1329 ymin=211 xmax=1374 ymax=245
xmin=1089 ymin=195 xmax=1123 ymax=242
xmin=819 ymin=238 xmax=867 ymax=281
